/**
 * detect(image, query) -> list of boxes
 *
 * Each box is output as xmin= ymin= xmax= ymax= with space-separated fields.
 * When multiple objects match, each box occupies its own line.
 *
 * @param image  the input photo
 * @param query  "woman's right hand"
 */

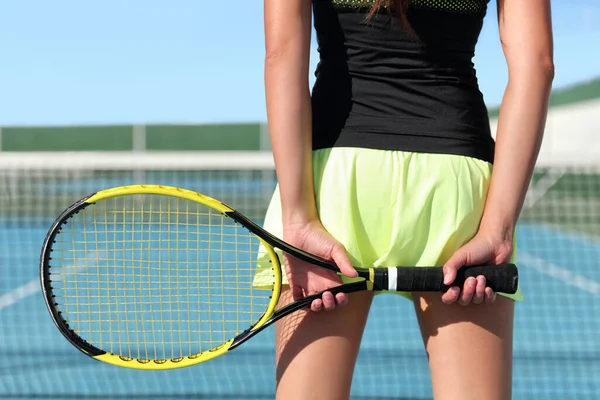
xmin=282 ymin=220 xmax=358 ymax=312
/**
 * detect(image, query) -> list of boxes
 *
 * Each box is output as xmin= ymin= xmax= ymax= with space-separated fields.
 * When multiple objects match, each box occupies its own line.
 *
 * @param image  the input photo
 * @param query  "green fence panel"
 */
xmin=1 ymin=126 xmax=133 ymax=151
xmin=145 ymin=124 xmax=262 ymax=151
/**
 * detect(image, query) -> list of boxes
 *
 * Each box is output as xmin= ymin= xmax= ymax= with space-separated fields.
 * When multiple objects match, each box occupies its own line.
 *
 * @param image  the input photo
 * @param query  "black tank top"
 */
xmin=311 ymin=0 xmax=495 ymax=163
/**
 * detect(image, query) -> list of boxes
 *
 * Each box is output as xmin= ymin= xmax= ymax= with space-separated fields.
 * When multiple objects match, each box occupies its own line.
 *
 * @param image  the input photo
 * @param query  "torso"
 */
xmin=311 ymin=0 xmax=495 ymax=163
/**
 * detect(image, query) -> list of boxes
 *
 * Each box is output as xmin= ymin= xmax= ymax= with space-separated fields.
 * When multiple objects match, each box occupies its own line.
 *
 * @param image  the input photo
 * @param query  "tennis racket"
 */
xmin=40 ymin=184 xmax=518 ymax=370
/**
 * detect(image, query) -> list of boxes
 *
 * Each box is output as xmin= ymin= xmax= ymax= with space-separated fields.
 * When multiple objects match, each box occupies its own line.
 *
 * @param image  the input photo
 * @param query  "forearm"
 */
xmin=479 ymin=64 xmax=554 ymax=240
xmin=264 ymin=0 xmax=316 ymax=225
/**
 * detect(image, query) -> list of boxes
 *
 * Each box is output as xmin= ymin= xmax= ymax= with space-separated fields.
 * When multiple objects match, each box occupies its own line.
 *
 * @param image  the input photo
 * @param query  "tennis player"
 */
xmin=263 ymin=0 xmax=553 ymax=398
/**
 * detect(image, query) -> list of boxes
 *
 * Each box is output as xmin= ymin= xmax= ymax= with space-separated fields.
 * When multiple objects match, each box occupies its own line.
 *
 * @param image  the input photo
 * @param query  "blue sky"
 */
xmin=0 ymin=0 xmax=598 ymax=126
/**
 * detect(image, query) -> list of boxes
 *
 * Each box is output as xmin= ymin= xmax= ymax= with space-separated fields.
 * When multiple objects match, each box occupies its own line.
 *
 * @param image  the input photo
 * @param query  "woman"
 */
xmin=263 ymin=0 xmax=553 ymax=398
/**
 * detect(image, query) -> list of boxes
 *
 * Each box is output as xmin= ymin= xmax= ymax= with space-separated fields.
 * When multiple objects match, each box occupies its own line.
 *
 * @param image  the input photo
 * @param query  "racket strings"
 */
xmin=48 ymin=195 xmax=274 ymax=361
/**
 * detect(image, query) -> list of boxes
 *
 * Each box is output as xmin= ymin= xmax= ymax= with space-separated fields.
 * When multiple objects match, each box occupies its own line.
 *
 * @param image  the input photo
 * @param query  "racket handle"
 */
xmin=375 ymin=264 xmax=519 ymax=294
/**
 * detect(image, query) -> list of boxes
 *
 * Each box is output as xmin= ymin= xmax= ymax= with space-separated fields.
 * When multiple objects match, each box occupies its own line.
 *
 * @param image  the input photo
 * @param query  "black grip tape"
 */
xmin=395 ymin=264 xmax=519 ymax=294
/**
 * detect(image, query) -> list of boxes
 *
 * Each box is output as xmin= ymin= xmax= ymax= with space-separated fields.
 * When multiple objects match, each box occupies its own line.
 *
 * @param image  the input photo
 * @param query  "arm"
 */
xmin=479 ymin=0 xmax=555 ymax=240
xmin=264 ymin=0 xmax=317 ymax=226
xmin=264 ymin=0 xmax=356 ymax=309
xmin=442 ymin=0 xmax=554 ymax=304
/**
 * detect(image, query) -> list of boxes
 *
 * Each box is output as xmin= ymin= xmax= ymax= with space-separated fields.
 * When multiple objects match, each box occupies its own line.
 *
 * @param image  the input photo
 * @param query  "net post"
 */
xmin=132 ymin=125 xmax=147 ymax=152
xmin=132 ymin=125 xmax=147 ymax=185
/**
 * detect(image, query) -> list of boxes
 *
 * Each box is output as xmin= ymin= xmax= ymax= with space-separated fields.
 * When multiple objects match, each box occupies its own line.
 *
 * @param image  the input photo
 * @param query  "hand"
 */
xmin=282 ymin=220 xmax=358 ymax=312
xmin=441 ymin=231 xmax=514 ymax=305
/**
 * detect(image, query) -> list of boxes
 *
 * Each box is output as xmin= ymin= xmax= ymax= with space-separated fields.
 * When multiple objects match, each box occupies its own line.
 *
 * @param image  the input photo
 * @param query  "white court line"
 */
xmin=0 ymin=250 xmax=102 ymax=312
xmin=0 ymin=280 xmax=40 ymax=311
xmin=519 ymin=252 xmax=600 ymax=295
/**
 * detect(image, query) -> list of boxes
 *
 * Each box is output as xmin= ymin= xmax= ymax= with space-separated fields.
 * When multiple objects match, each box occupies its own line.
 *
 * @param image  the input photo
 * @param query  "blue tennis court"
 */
xmin=1 ymin=171 xmax=599 ymax=399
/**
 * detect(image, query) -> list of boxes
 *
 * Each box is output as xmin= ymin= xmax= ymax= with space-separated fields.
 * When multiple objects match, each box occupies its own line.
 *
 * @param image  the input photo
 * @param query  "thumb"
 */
xmin=331 ymin=244 xmax=358 ymax=278
xmin=443 ymin=248 xmax=468 ymax=285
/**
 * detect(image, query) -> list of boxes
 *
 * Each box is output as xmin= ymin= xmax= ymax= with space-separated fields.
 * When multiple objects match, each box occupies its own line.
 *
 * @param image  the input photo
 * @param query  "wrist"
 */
xmin=281 ymin=207 xmax=320 ymax=227
xmin=478 ymin=217 xmax=516 ymax=243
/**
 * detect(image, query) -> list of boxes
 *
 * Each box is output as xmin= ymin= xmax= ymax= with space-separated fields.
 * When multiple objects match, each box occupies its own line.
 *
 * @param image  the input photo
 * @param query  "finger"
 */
xmin=484 ymin=287 xmax=497 ymax=304
xmin=331 ymin=244 xmax=358 ymax=278
xmin=291 ymin=285 xmax=304 ymax=302
xmin=321 ymin=291 xmax=336 ymax=311
xmin=335 ymin=292 xmax=348 ymax=307
xmin=443 ymin=249 xmax=467 ymax=286
xmin=441 ymin=286 xmax=461 ymax=304
xmin=458 ymin=277 xmax=477 ymax=306
xmin=472 ymin=275 xmax=486 ymax=305
xmin=311 ymin=298 xmax=323 ymax=312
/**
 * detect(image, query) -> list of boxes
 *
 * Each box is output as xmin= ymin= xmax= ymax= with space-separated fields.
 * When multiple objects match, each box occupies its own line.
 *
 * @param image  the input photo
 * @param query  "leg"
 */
xmin=275 ymin=287 xmax=374 ymax=400
xmin=413 ymin=293 xmax=515 ymax=400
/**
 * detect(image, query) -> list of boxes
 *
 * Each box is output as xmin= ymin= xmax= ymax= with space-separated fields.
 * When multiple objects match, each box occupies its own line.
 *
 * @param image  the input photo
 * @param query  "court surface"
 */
xmin=1 ymin=220 xmax=598 ymax=400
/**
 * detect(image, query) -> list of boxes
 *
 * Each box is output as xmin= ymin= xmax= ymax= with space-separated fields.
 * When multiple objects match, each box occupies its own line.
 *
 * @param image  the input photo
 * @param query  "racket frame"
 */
xmin=40 ymin=185 xmax=285 ymax=370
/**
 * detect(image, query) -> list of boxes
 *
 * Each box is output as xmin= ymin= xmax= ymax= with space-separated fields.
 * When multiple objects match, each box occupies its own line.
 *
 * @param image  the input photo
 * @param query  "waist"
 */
xmin=312 ymin=68 xmax=489 ymax=120
xmin=311 ymin=111 xmax=495 ymax=164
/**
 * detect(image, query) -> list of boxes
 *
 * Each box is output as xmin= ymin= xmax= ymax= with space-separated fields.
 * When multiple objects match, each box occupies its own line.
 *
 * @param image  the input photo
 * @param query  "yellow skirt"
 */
xmin=255 ymin=147 xmax=522 ymax=302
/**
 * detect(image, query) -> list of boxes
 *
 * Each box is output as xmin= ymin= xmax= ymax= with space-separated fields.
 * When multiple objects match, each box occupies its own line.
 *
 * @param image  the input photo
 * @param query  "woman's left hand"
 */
xmin=441 ymin=231 xmax=514 ymax=305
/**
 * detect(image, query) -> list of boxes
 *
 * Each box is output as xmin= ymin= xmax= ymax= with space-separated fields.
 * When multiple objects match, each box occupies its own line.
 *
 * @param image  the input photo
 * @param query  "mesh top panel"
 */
xmin=330 ymin=0 xmax=489 ymax=14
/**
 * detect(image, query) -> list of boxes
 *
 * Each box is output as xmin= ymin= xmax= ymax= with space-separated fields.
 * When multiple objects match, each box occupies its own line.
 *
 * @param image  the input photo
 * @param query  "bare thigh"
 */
xmin=413 ymin=293 xmax=515 ymax=400
xmin=275 ymin=287 xmax=374 ymax=400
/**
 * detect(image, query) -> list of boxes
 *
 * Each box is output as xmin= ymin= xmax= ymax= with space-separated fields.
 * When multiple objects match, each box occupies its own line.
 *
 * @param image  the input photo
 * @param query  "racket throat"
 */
xmin=230 ymin=328 xmax=256 ymax=350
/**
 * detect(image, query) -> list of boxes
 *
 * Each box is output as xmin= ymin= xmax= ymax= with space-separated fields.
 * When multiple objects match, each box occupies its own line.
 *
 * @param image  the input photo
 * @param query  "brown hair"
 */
xmin=367 ymin=0 xmax=414 ymax=35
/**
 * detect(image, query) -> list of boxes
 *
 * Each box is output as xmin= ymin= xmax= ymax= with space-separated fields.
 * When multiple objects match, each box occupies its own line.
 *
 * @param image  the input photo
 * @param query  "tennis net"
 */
xmin=0 ymin=151 xmax=598 ymax=399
